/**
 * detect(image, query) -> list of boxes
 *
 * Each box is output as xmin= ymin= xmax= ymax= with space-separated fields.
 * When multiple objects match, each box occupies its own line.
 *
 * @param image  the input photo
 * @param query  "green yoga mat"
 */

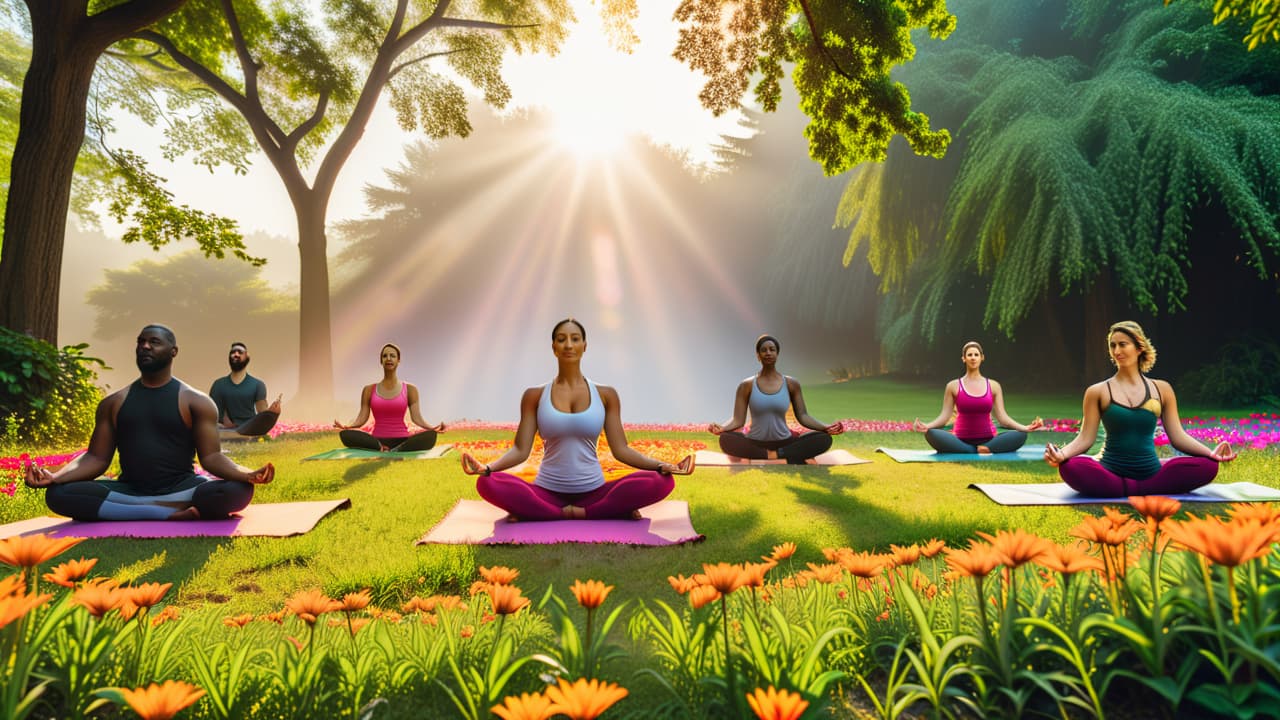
xmin=303 ymin=444 xmax=454 ymax=461
xmin=876 ymin=444 xmax=1048 ymax=463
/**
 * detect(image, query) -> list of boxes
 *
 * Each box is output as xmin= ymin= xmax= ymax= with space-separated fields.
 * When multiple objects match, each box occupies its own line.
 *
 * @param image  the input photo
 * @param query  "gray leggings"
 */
xmin=46 ymin=477 xmax=254 ymax=521
xmin=925 ymin=428 xmax=1027 ymax=454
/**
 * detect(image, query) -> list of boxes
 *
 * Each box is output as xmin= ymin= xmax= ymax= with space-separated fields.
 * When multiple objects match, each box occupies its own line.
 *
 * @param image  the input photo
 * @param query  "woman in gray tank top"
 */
xmin=708 ymin=335 xmax=845 ymax=464
xmin=460 ymin=318 xmax=694 ymax=520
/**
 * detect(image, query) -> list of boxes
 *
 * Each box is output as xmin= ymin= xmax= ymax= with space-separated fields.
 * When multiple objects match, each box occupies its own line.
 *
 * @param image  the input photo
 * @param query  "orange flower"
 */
xmin=821 ymin=547 xmax=847 ymax=562
xmin=433 ymin=595 xmax=467 ymax=612
xmin=746 ymin=686 xmax=809 ymax=720
xmin=126 ymin=582 xmax=172 ymax=611
xmin=479 ymin=565 xmax=520 ymax=585
xmin=488 ymin=584 xmax=530 ymax=615
xmin=42 ymin=557 xmax=97 ymax=588
xmin=339 ymin=589 xmax=372 ymax=612
xmin=0 ymin=583 xmax=51 ymax=630
xmin=73 ymin=579 xmax=126 ymax=618
xmin=492 ymin=691 xmax=555 ymax=720
xmin=977 ymin=529 xmax=1053 ymax=569
xmin=0 ymin=573 xmax=24 ymax=597
xmin=889 ymin=544 xmax=922 ymax=567
xmin=151 ymin=606 xmax=180 ymax=627
xmin=258 ymin=611 xmax=285 ymax=624
xmin=837 ymin=551 xmax=884 ymax=578
xmin=570 ymin=579 xmax=614 ymax=609
xmin=667 ymin=574 xmax=698 ymax=595
xmin=920 ymin=538 xmax=947 ymax=558
xmin=805 ymin=562 xmax=843 ymax=584
xmin=329 ymin=617 xmax=370 ymax=635
xmin=1164 ymin=515 xmax=1275 ymax=567
xmin=943 ymin=543 xmax=1001 ymax=578
xmin=738 ymin=562 xmax=773 ymax=589
xmin=1071 ymin=515 xmax=1140 ymax=547
xmin=1036 ymin=542 xmax=1105 ymax=576
xmin=420 ymin=613 xmax=438 ymax=626
xmin=118 ymin=680 xmax=205 ymax=720
xmin=369 ymin=608 xmax=402 ymax=624
xmin=769 ymin=542 xmax=796 ymax=561
xmin=460 ymin=624 xmax=474 ymax=638
xmin=700 ymin=562 xmax=745 ymax=594
xmin=688 ymin=584 xmax=721 ymax=609
xmin=402 ymin=596 xmax=432 ymax=613
xmin=1227 ymin=502 xmax=1280 ymax=534
xmin=223 ymin=613 xmax=253 ymax=628
xmin=0 ymin=533 xmax=84 ymax=569
xmin=284 ymin=588 xmax=342 ymax=626
xmin=545 ymin=677 xmax=628 ymax=720
xmin=1128 ymin=496 xmax=1181 ymax=524
xmin=469 ymin=580 xmax=492 ymax=597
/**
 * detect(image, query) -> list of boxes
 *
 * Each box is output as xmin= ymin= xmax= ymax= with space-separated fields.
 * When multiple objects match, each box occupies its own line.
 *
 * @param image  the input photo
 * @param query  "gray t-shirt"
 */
xmin=209 ymin=374 xmax=266 ymax=425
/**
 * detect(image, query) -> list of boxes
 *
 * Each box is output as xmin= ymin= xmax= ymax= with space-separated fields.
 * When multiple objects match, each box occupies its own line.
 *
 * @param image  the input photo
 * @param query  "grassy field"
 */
xmin=3 ymin=374 xmax=1274 ymax=619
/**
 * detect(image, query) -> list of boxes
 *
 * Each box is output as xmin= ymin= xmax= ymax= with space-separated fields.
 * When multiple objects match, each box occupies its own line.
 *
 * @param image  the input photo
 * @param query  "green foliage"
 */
xmin=1169 ymin=0 xmax=1280 ymax=49
xmin=1177 ymin=332 xmax=1280 ymax=406
xmin=673 ymin=0 xmax=956 ymax=175
xmin=0 ymin=327 xmax=104 ymax=448
xmin=835 ymin=0 xmax=1280 ymax=351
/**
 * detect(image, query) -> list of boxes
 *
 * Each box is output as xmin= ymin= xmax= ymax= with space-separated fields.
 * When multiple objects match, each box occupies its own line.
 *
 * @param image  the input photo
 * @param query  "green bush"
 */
xmin=1178 ymin=333 xmax=1280 ymax=408
xmin=0 ymin=327 xmax=106 ymax=448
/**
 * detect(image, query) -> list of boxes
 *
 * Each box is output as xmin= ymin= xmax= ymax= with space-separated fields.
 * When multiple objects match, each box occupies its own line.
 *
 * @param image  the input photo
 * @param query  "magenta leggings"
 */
xmin=1059 ymin=456 xmax=1218 ymax=497
xmin=476 ymin=471 xmax=675 ymax=520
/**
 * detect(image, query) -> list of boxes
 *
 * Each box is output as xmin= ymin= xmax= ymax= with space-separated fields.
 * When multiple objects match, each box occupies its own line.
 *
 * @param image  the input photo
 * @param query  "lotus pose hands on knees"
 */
xmin=334 ymin=343 xmax=445 ymax=452
xmin=914 ymin=341 xmax=1042 ymax=454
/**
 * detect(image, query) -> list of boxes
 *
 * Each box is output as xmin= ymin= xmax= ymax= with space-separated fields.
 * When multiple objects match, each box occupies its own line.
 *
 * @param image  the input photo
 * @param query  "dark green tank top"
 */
xmin=1098 ymin=379 xmax=1162 ymax=480
xmin=115 ymin=379 xmax=198 ymax=494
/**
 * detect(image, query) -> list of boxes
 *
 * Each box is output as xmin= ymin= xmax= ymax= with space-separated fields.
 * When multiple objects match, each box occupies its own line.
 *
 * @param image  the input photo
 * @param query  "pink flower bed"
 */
xmin=1156 ymin=413 xmax=1280 ymax=450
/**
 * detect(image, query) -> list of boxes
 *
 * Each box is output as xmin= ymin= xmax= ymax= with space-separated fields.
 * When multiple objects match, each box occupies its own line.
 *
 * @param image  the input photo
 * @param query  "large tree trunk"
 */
xmin=1082 ymin=271 xmax=1115 ymax=383
xmin=294 ymin=196 xmax=334 ymax=417
xmin=0 ymin=13 xmax=99 ymax=341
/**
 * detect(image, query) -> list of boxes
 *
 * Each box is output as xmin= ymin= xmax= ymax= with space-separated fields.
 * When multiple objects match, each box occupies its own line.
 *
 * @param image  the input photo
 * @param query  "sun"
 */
xmin=548 ymin=109 xmax=628 ymax=161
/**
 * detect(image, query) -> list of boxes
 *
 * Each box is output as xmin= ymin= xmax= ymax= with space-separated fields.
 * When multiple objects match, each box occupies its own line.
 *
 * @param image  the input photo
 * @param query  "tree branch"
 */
xmin=285 ymin=89 xmax=330 ymax=149
xmin=82 ymin=0 xmax=189 ymax=49
xmin=218 ymin=0 xmax=265 ymax=114
xmin=387 ymin=49 xmax=465 ymax=81
xmin=795 ymin=0 xmax=856 ymax=81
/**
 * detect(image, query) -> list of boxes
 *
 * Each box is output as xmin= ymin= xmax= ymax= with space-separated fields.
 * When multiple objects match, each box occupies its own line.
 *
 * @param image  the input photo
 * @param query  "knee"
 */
xmin=195 ymin=481 xmax=254 ymax=518
xmin=44 ymin=484 xmax=75 ymax=516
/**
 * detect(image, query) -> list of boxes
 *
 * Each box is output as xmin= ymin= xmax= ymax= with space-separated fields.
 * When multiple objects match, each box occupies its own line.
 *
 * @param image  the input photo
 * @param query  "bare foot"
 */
xmin=766 ymin=449 xmax=779 ymax=460
xmin=504 ymin=514 xmax=520 ymax=523
xmin=561 ymin=505 xmax=587 ymax=520
xmin=168 ymin=506 xmax=200 ymax=521
xmin=630 ymin=510 xmax=643 ymax=520
xmin=976 ymin=445 xmax=992 ymax=455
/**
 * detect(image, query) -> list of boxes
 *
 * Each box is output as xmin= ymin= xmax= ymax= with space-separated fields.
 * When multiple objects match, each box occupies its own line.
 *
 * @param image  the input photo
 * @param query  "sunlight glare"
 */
xmin=550 ymin=110 xmax=628 ymax=160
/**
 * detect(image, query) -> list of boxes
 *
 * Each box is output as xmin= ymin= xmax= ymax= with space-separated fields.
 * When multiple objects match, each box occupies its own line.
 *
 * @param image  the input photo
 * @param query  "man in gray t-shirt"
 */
xmin=209 ymin=342 xmax=281 ymax=437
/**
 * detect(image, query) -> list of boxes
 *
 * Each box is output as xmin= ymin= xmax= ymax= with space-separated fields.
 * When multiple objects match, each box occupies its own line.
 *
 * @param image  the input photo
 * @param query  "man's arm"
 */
xmin=25 ymin=396 xmax=118 ymax=487
xmin=189 ymin=389 xmax=273 ymax=484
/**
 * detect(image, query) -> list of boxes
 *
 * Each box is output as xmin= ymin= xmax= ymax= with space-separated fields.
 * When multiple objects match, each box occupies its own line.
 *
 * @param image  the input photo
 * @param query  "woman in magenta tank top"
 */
xmin=460 ymin=318 xmax=693 ymax=521
xmin=913 ymin=341 xmax=1044 ymax=454
xmin=708 ymin=334 xmax=845 ymax=463
xmin=333 ymin=343 xmax=446 ymax=451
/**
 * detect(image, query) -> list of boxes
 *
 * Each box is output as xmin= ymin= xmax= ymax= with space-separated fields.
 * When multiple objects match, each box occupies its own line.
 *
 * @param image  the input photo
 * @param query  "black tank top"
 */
xmin=115 ymin=379 xmax=198 ymax=493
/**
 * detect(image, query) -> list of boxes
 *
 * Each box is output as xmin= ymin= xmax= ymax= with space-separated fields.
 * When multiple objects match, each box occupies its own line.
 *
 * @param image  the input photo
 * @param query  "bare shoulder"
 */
xmin=179 ymin=381 xmax=217 ymax=409
xmin=595 ymin=384 xmax=620 ymax=402
xmin=989 ymin=378 xmax=1004 ymax=394
xmin=1152 ymin=378 xmax=1175 ymax=395
xmin=785 ymin=375 xmax=802 ymax=392
xmin=944 ymin=379 xmax=960 ymax=394
xmin=520 ymin=385 xmax=544 ymax=407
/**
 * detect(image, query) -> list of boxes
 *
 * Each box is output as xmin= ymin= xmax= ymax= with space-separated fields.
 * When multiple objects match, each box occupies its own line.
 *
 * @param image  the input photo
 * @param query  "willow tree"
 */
xmin=835 ymin=0 xmax=1280 ymax=376
xmin=1167 ymin=0 xmax=1280 ymax=49
xmin=121 ymin=0 xmax=589 ymax=413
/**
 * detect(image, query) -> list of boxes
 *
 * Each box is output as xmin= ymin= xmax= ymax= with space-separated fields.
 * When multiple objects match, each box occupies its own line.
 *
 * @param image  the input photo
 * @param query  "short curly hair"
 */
xmin=1107 ymin=321 xmax=1156 ymax=373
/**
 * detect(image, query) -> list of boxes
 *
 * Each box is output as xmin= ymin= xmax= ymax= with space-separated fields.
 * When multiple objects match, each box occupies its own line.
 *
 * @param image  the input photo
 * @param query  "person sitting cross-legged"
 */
xmin=209 ymin=341 xmax=281 ymax=438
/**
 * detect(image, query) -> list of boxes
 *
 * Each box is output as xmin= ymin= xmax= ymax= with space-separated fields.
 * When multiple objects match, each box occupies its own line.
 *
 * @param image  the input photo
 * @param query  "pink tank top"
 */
xmin=369 ymin=383 xmax=409 ymax=438
xmin=953 ymin=378 xmax=996 ymax=441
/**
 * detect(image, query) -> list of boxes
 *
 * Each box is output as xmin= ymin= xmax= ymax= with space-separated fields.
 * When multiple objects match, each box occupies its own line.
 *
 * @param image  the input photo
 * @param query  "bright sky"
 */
xmin=108 ymin=0 xmax=747 ymax=243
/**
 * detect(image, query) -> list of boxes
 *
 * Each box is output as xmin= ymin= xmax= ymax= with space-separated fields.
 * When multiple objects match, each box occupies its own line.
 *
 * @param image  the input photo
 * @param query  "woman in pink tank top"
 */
xmin=333 ymin=343 xmax=446 ymax=451
xmin=913 ymin=341 xmax=1043 ymax=454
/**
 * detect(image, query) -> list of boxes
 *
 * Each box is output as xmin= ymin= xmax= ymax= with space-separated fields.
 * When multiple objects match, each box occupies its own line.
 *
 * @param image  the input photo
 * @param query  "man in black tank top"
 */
xmin=24 ymin=325 xmax=274 ymax=521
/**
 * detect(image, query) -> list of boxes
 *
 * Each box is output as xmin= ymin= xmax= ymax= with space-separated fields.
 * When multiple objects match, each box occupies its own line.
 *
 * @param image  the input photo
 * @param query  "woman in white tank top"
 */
xmin=461 ymin=318 xmax=694 ymax=520
xmin=708 ymin=334 xmax=845 ymax=464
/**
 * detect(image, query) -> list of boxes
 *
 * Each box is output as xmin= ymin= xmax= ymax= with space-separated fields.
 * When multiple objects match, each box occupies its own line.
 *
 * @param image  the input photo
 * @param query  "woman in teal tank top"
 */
xmin=1044 ymin=321 xmax=1236 ymax=497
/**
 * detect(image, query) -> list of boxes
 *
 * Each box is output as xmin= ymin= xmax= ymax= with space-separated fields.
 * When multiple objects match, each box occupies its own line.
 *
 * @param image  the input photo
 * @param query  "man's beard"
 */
xmin=229 ymin=357 xmax=249 ymax=372
xmin=136 ymin=353 xmax=173 ymax=373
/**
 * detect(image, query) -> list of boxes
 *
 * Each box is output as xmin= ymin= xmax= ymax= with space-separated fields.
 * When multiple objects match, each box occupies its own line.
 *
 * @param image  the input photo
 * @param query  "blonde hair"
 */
xmin=960 ymin=341 xmax=984 ymax=357
xmin=1107 ymin=321 xmax=1156 ymax=373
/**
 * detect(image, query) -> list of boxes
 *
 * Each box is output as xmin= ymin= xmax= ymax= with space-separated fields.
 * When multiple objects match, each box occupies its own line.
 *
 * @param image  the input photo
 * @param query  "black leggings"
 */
xmin=925 ymin=429 xmax=1027 ymax=454
xmin=339 ymin=429 xmax=437 ymax=452
xmin=718 ymin=431 xmax=832 ymax=464
xmin=231 ymin=410 xmax=279 ymax=437
xmin=46 ymin=477 xmax=254 ymax=521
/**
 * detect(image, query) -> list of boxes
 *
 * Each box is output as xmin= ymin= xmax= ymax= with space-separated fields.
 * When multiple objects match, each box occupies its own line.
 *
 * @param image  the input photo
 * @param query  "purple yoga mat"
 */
xmin=694 ymin=449 xmax=870 ymax=466
xmin=417 ymin=499 xmax=704 ymax=546
xmin=0 ymin=499 xmax=351 ymax=539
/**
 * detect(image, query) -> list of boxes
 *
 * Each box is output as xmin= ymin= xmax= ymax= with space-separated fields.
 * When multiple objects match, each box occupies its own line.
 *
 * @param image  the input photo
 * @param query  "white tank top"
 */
xmin=535 ymin=380 xmax=606 ymax=493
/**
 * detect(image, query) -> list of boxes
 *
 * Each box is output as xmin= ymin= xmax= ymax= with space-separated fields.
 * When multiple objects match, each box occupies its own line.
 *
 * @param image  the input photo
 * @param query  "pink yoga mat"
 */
xmin=0 ymin=499 xmax=351 ymax=539
xmin=694 ymin=449 xmax=870 ymax=466
xmin=417 ymin=499 xmax=703 ymax=546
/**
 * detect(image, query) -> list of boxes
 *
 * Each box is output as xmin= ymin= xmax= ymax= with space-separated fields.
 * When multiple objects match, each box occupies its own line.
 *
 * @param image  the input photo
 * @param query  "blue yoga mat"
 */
xmin=875 ymin=444 xmax=1048 ymax=463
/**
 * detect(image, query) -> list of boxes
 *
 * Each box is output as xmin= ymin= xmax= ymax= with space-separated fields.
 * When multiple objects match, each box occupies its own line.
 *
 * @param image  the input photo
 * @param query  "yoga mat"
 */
xmin=969 ymin=482 xmax=1280 ymax=506
xmin=303 ymin=444 xmax=453 ymax=461
xmin=0 ymin=499 xmax=351 ymax=539
xmin=876 ymin=444 xmax=1048 ymax=463
xmin=694 ymin=449 xmax=870 ymax=466
xmin=417 ymin=499 xmax=703 ymax=546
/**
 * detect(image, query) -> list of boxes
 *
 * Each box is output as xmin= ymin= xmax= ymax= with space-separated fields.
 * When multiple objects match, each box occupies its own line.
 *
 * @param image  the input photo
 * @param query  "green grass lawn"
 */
xmin=3 ymin=376 xmax=1273 ymax=617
